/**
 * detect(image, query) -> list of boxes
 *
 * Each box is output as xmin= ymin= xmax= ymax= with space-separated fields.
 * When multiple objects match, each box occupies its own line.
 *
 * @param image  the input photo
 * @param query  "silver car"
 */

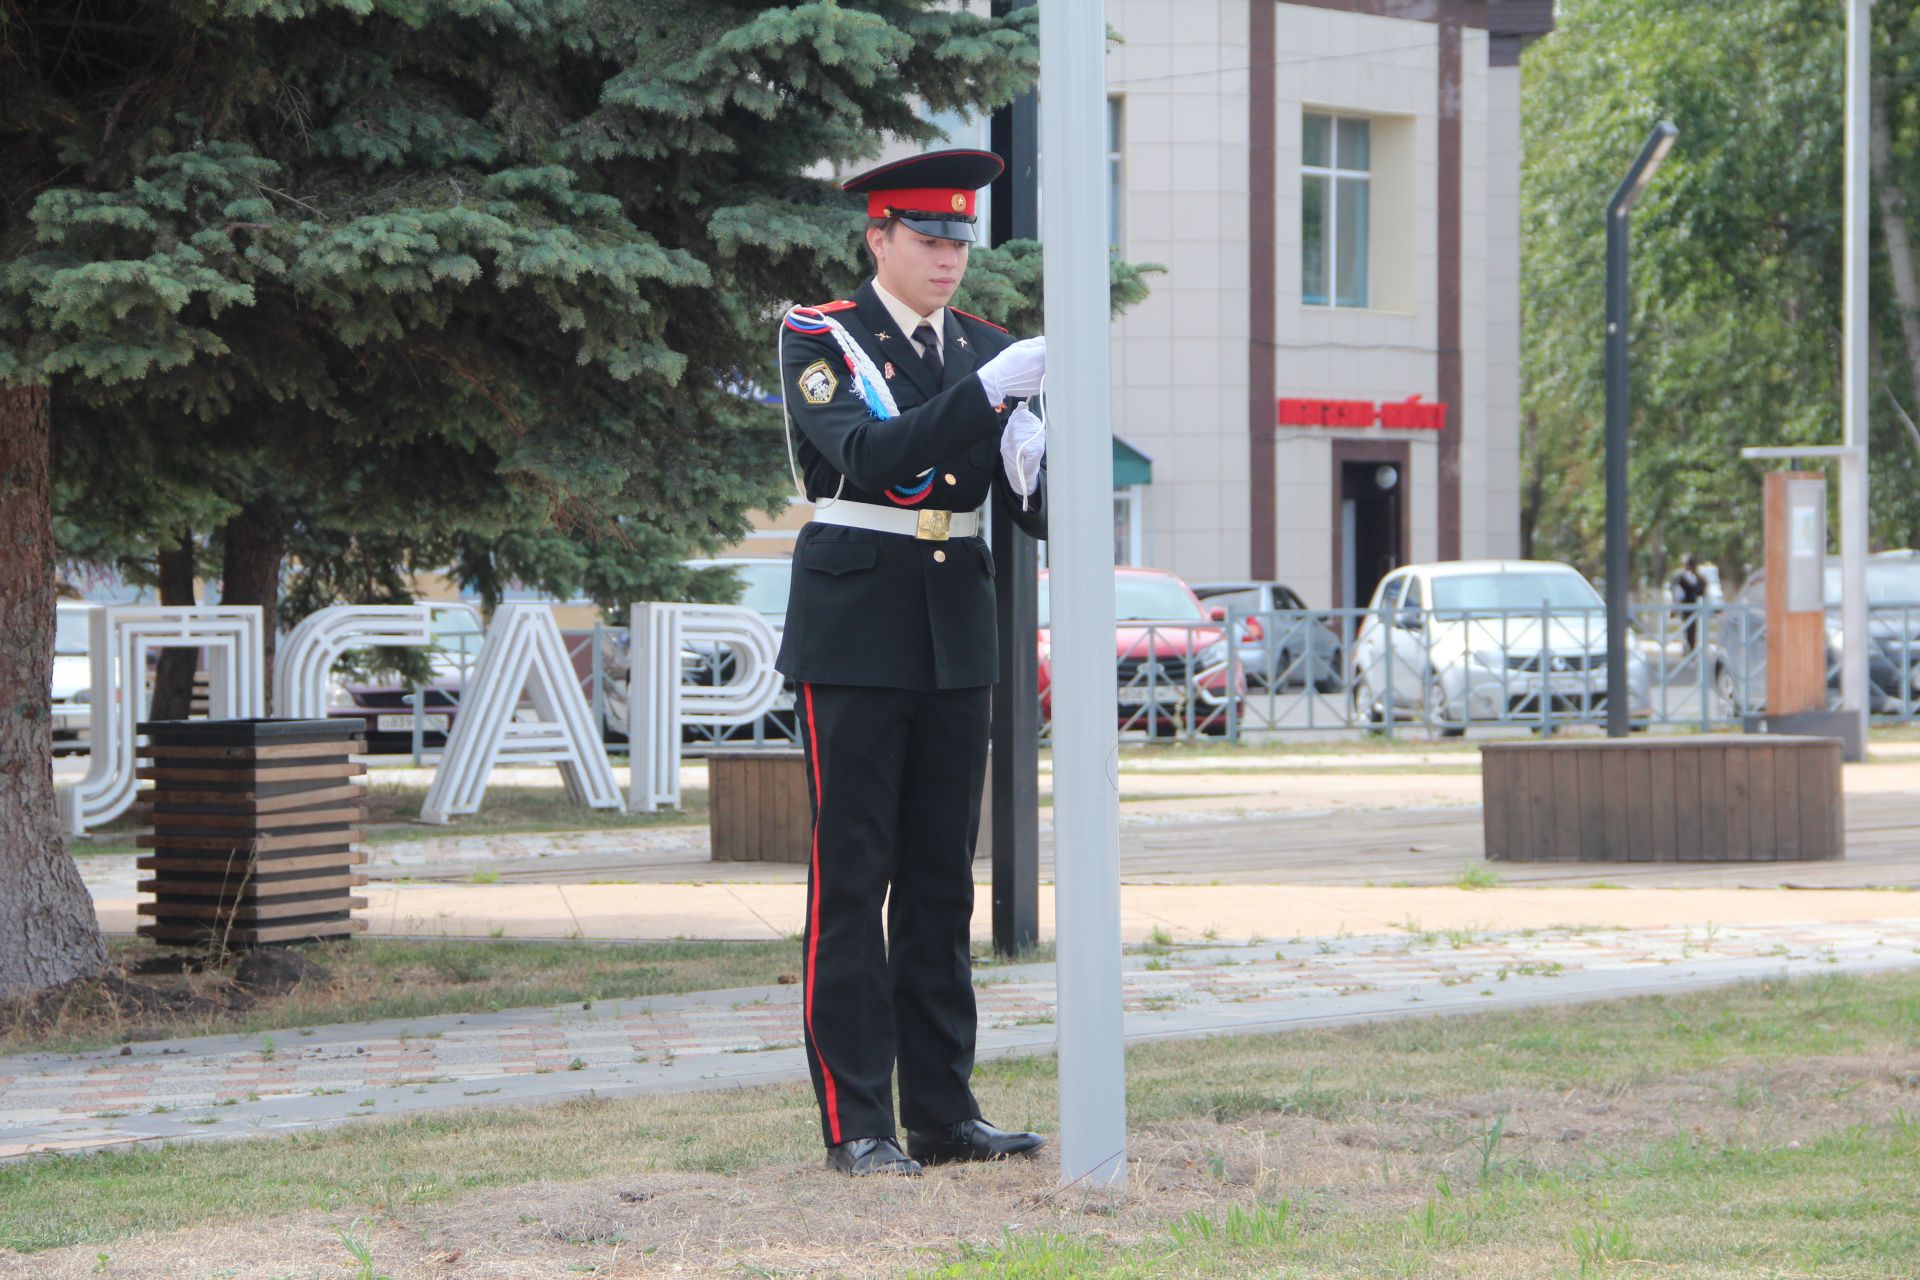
xmin=1348 ymin=560 xmax=1653 ymax=734
xmin=53 ymin=602 xmax=94 ymax=748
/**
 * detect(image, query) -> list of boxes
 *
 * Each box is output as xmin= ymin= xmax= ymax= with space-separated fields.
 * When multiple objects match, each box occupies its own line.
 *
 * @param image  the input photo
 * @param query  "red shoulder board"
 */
xmin=813 ymin=299 xmax=856 ymax=313
xmin=949 ymin=306 xmax=1008 ymax=333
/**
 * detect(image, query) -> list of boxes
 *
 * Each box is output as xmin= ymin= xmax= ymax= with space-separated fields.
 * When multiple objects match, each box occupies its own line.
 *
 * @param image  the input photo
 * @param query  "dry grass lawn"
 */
xmin=3 ymin=969 xmax=1918 ymax=1277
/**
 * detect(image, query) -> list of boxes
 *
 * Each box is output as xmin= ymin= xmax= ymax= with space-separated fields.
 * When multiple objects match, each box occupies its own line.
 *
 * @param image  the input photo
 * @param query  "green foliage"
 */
xmin=1522 ymin=0 xmax=1920 ymax=585
xmin=3 ymin=1 xmax=1131 ymax=617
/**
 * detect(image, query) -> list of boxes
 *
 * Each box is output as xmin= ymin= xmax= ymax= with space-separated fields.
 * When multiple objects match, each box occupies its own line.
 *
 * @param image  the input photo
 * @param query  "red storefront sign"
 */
xmin=1276 ymin=395 xmax=1446 ymax=431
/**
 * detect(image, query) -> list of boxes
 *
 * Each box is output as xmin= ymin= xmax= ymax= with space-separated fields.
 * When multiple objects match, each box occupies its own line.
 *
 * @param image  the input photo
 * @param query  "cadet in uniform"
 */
xmin=777 ymin=149 xmax=1050 ymax=1177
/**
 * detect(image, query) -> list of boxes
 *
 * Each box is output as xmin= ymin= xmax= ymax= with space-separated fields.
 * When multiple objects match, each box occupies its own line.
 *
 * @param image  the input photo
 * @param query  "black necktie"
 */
xmin=913 ymin=322 xmax=944 ymax=384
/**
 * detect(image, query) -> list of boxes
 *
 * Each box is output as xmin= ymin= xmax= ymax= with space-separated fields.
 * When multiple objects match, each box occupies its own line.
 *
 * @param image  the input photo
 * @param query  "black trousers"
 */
xmin=796 ymin=681 xmax=990 ymax=1146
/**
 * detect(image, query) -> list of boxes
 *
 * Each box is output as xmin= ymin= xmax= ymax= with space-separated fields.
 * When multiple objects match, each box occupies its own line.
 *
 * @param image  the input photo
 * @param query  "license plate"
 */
xmin=1119 ymin=687 xmax=1187 ymax=706
xmin=377 ymin=713 xmax=450 ymax=732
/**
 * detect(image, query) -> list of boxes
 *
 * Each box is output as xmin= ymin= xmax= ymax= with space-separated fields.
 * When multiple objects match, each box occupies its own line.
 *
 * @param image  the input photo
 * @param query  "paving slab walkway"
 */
xmin=7 ymin=916 xmax=1919 ymax=1160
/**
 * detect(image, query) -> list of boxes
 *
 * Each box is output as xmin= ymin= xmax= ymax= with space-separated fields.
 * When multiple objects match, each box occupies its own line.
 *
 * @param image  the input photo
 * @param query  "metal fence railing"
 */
xmin=1224 ymin=601 xmax=1920 ymax=739
xmin=59 ymin=602 xmax=1920 ymax=761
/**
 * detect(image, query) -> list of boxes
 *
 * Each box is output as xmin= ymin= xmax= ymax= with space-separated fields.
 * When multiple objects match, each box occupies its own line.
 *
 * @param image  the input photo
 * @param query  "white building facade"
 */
xmin=1106 ymin=0 xmax=1552 ymax=609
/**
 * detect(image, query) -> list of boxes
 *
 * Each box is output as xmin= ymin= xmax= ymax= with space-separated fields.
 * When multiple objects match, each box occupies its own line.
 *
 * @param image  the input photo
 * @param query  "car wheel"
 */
xmin=1351 ymin=676 xmax=1387 ymax=729
xmin=1425 ymin=681 xmax=1466 ymax=738
xmin=1713 ymin=663 xmax=1743 ymax=718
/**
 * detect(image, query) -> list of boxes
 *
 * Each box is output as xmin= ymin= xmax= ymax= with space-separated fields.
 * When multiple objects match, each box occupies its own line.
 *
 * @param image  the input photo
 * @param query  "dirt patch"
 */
xmin=0 ymin=969 xmax=239 ymax=1047
xmin=6 ymin=1049 xmax=1917 ymax=1279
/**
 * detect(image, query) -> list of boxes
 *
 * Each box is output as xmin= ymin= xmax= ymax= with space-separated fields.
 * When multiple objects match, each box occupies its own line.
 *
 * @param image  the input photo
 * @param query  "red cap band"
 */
xmin=867 ymin=188 xmax=976 ymax=220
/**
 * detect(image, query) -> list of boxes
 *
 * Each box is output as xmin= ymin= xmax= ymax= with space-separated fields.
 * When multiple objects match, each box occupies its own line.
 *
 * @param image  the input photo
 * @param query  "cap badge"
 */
xmin=797 ymin=359 xmax=838 ymax=405
xmin=950 ymin=193 xmax=967 ymax=212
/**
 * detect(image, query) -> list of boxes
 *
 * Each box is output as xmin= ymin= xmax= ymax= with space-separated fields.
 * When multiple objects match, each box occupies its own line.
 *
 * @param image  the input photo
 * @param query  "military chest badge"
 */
xmin=797 ymin=359 xmax=838 ymax=405
xmin=884 ymin=361 xmax=896 ymax=380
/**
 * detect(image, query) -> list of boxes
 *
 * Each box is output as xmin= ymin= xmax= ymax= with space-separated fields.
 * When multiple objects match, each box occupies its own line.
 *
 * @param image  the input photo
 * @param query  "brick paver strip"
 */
xmin=4 ymin=919 xmax=1918 ymax=1158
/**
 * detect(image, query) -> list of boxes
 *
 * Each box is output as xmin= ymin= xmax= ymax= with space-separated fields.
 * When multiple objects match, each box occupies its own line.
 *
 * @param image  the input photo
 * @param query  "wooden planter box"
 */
xmin=135 ymin=718 xmax=368 ymax=946
xmin=707 ymin=749 xmax=810 ymax=863
xmin=1480 ymin=734 xmax=1843 ymax=863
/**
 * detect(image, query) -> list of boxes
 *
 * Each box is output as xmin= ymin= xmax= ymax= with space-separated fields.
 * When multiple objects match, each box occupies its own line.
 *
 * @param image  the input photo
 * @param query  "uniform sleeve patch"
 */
xmin=797 ymin=359 xmax=839 ymax=404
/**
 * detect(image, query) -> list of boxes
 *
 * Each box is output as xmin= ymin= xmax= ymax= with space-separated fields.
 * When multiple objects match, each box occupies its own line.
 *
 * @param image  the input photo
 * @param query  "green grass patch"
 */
xmin=1 ymin=935 xmax=798 ymax=1057
xmin=5 ymin=970 xmax=1919 ymax=1256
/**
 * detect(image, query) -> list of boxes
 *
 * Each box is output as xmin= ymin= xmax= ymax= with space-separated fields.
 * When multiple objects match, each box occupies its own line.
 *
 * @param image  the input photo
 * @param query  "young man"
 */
xmin=776 ymin=149 xmax=1050 ymax=1177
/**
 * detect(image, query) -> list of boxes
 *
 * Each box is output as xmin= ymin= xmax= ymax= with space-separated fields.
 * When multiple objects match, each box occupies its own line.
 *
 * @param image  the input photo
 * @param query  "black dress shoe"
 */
xmin=906 ymin=1118 xmax=1047 ymax=1165
xmin=825 ymin=1136 xmax=924 ymax=1177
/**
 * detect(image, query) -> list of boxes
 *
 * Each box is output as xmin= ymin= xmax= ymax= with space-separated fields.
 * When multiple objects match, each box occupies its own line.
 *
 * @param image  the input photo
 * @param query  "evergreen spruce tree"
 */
xmin=1 ymin=0 xmax=1077 ymax=997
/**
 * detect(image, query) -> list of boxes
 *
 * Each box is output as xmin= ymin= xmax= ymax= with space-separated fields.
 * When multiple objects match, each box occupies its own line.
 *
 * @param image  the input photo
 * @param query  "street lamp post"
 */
xmin=1604 ymin=121 xmax=1678 ymax=738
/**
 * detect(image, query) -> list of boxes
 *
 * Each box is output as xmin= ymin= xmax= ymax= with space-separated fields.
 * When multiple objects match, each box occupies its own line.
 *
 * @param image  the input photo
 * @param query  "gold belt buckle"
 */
xmin=915 ymin=509 xmax=952 ymax=541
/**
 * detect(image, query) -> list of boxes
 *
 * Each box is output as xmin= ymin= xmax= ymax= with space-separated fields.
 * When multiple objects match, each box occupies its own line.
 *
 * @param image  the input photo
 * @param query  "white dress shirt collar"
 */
xmin=871 ymin=278 xmax=944 ymax=360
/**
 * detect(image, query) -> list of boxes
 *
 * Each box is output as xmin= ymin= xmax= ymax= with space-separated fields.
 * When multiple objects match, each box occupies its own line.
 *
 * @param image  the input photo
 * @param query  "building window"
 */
xmin=1113 ymin=486 xmax=1144 ymax=566
xmin=1302 ymin=112 xmax=1370 ymax=308
xmin=1107 ymin=96 xmax=1124 ymax=251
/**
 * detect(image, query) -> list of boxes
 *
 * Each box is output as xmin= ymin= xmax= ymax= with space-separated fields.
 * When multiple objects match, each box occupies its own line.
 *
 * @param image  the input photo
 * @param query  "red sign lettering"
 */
xmin=1276 ymin=395 xmax=1446 ymax=431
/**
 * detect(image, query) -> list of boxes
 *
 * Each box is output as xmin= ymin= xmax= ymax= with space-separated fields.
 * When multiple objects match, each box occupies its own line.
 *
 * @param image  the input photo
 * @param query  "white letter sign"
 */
xmin=57 ymin=606 xmax=265 ymax=835
xmin=273 ymin=604 xmax=435 ymax=720
xmin=418 ymin=604 xmax=620 ymax=823
xmin=628 ymin=603 xmax=784 ymax=812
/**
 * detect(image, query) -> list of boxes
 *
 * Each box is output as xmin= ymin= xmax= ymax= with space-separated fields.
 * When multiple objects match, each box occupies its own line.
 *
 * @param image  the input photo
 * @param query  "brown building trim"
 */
xmin=1491 ymin=0 xmax=1556 ymax=65
xmin=1329 ymin=438 xmax=1413 ymax=601
xmin=1248 ymin=0 xmax=1278 ymax=580
xmin=1284 ymin=1 xmax=1556 ymax=64
xmin=1282 ymin=0 xmax=1489 ymax=28
xmin=1436 ymin=15 xmax=1463 ymax=561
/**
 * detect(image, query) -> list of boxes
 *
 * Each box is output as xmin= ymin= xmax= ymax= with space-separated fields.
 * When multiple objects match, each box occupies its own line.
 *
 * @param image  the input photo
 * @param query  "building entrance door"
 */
xmin=1339 ymin=460 xmax=1403 ymax=609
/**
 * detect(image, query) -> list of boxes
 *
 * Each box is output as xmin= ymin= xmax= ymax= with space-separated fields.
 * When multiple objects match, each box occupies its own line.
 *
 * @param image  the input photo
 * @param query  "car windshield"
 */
xmin=55 ymin=608 xmax=90 ymax=655
xmin=1038 ymin=575 xmax=1205 ymax=627
xmin=724 ymin=563 xmax=792 ymax=617
xmin=1822 ymin=562 xmax=1920 ymax=607
xmin=1427 ymin=571 xmax=1601 ymax=614
xmin=432 ymin=611 xmax=484 ymax=657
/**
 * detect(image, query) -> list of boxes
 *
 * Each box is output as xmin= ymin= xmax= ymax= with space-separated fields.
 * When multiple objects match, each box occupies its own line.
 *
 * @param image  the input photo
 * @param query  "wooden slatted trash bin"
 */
xmin=135 ymin=718 xmax=368 ymax=947
xmin=707 ymin=749 xmax=811 ymax=863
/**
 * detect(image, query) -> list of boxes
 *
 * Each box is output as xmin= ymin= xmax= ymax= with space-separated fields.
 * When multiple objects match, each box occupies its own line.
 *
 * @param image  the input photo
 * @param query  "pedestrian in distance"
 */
xmin=1671 ymin=553 xmax=1708 ymax=652
xmin=775 ymin=148 xmax=1050 ymax=1178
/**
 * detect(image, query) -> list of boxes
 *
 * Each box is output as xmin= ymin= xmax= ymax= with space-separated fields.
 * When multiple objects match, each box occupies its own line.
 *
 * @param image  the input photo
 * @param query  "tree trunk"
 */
xmin=220 ymin=502 xmax=285 ymax=715
xmin=1519 ymin=409 xmax=1541 ymax=559
xmin=149 ymin=535 xmax=199 ymax=721
xmin=1872 ymin=78 xmax=1920 ymax=426
xmin=0 ymin=383 xmax=109 ymax=998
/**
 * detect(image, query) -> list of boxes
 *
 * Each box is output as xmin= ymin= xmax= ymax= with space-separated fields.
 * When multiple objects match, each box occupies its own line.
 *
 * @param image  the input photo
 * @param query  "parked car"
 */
xmin=53 ymin=601 xmax=95 ymax=749
xmin=328 ymin=603 xmax=486 ymax=752
xmin=1348 ymin=560 xmax=1653 ymax=735
xmin=1190 ymin=580 xmax=1344 ymax=692
xmin=1037 ymin=567 xmax=1245 ymax=735
xmin=1708 ymin=554 xmax=1920 ymax=715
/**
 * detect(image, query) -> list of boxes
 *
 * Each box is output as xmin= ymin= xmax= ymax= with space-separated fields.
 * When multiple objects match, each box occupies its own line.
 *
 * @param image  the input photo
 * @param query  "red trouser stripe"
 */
xmin=801 ymin=684 xmax=843 ymax=1144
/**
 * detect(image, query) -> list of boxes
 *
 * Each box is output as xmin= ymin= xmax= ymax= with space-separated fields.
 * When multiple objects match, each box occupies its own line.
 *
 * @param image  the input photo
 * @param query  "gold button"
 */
xmin=944 ymin=472 xmax=957 ymax=485
xmin=933 ymin=549 xmax=947 ymax=563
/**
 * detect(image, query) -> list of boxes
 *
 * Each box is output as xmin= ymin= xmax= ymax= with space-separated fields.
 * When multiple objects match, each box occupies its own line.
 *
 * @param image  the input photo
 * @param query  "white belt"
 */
xmin=808 ymin=500 xmax=981 ymax=542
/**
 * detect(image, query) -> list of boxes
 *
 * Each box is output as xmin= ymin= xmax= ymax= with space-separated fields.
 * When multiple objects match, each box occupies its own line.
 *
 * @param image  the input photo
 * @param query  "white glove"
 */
xmin=977 ymin=336 xmax=1046 ymax=405
xmin=1000 ymin=401 xmax=1046 ymax=504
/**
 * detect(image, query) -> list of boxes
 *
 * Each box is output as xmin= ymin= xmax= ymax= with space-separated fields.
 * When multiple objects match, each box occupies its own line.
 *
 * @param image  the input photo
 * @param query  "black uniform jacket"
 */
xmin=776 ymin=279 xmax=1048 ymax=691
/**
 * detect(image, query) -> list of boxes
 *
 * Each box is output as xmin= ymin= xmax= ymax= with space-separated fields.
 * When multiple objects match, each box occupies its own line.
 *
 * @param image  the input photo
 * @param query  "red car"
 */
xmin=1037 ymin=567 xmax=1245 ymax=736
